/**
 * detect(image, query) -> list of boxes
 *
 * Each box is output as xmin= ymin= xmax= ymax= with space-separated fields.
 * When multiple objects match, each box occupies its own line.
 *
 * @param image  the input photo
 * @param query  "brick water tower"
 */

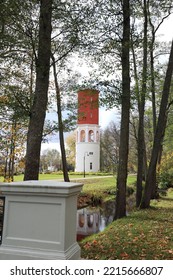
xmin=75 ymin=89 xmax=100 ymax=173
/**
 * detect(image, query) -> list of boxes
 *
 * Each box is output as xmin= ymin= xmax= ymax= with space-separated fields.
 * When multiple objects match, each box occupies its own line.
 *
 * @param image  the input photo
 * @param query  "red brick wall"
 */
xmin=78 ymin=89 xmax=99 ymax=125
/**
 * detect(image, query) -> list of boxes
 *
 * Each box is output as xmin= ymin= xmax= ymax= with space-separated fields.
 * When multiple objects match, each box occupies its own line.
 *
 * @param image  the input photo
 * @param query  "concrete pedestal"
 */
xmin=0 ymin=180 xmax=83 ymax=260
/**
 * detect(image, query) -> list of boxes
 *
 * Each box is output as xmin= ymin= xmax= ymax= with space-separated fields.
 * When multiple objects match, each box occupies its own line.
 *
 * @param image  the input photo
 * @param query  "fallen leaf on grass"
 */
xmin=132 ymin=236 xmax=139 ymax=242
xmin=120 ymin=252 xmax=130 ymax=259
xmin=168 ymin=250 xmax=173 ymax=254
xmin=128 ymin=223 xmax=133 ymax=227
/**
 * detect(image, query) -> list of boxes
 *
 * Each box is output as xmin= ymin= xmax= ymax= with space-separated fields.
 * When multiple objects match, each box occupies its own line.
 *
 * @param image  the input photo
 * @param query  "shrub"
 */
xmin=158 ymin=152 xmax=173 ymax=190
xmin=158 ymin=169 xmax=173 ymax=190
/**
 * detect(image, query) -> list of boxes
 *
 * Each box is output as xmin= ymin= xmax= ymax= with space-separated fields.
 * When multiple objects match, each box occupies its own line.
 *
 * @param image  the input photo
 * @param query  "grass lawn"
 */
xmin=0 ymin=173 xmax=136 ymax=204
xmin=72 ymin=174 xmax=136 ymax=202
xmin=80 ymin=188 xmax=173 ymax=260
xmin=0 ymin=172 xmax=90 ymax=182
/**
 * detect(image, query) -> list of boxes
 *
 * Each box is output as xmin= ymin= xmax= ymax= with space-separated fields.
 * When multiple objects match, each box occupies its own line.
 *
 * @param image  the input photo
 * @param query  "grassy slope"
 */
xmin=80 ymin=189 xmax=173 ymax=260
xmin=72 ymin=175 xmax=136 ymax=201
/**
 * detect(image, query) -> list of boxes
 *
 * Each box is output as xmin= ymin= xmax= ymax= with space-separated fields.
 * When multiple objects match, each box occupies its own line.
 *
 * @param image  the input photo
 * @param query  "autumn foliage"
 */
xmin=80 ymin=189 xmax=173 ymax=260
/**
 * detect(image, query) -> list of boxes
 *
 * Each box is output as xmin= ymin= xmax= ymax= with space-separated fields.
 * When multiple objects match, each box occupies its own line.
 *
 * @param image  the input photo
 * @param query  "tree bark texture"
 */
xmin=136 ymin=0 xmax=148 ymax=207
xmin=51 ymin=54 xmax=70 ymax=182
xmin=141 ymin=39 xmax=173 ymax=208
xmin=114 ymin=0 xmax=130 ymax=219
xmin=24 ymin=0 xmax=52 ymax=180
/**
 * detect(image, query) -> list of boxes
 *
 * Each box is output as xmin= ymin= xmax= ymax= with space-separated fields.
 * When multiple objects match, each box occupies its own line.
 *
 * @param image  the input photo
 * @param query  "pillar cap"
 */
xmin=0 ymin=180 xmax=83 ymax=197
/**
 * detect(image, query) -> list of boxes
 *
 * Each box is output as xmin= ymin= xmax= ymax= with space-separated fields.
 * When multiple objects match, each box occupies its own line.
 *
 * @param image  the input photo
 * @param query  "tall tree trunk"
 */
xmin=148 ymin=3 xmax=172 ymax=199
xmin=114 ymin=0 xmax=130 ymax=220
xmin=8 ymin=120 xmax=16 ymax=182
xmin=136 ymin=0 xmax=148 ymax=207
xmin=141 ymin=39 xmax=173 ymax=208
xmin=24 ymin=0 xmax=52 ymax=180
xmin=150 ymin=40 xmax=158 ymax=198
xmin=4 ymin=147 xmax=8 ymax=181
xmin=51 ymin=54 xmax=70 ymax=182
xmin=149 ymin=11 xmax=157 ymax=199
xmin=150 ymin=46 xmax=157 ymax=135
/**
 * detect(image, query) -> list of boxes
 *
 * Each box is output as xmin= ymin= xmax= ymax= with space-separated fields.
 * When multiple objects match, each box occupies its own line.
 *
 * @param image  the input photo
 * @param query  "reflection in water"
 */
xmin=87 ymin=214 xmax=94 ymax=228
xmin=77 ymin=201 xmax=115 ymax=241
xmin=78 ymin=213 xmax=85 ymax=228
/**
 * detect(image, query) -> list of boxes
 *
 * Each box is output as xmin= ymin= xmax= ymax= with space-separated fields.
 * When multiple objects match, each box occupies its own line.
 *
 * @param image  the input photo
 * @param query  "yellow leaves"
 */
xmin=159 ymin=151 xmax=173 ymax=173
xmin=128 ymin=223 xmax=133 ymax=227
xmin=3 ymin=177 xmax=13 ymax=183
xmin=0 ymin=95 xmax=9 ymax=104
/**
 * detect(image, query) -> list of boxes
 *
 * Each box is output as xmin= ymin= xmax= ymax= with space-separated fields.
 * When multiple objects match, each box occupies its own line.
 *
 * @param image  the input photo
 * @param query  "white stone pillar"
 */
xmin=85 ymin=125 xmax=89 ymax=142
xmin=0 ymin=180 xmax=83 ymax=260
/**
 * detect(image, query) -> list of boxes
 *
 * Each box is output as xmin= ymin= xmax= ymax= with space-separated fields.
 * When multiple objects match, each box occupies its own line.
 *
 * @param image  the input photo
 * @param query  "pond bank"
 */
xmin=80 ymin=189 xmax=173 ymax=260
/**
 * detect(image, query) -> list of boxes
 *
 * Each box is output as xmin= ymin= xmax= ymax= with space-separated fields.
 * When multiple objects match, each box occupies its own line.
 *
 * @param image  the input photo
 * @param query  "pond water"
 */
xmin=77 ymin=200 xmax=115 ymax=241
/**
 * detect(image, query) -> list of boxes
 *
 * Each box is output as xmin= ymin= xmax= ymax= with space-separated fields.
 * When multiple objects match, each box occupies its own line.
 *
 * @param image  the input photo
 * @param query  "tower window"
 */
xmin=80 ymin=130 xmax=85 ymax=142
xmin=89 ymin=130 xmax=94 ymax=142
xmin=90 ymin=162 xmax=93 ymax=170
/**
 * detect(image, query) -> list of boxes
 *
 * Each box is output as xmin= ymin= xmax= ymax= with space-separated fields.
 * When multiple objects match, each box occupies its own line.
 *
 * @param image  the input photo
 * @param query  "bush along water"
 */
xmin=158 ymin=152 xmax=173 ymax=191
